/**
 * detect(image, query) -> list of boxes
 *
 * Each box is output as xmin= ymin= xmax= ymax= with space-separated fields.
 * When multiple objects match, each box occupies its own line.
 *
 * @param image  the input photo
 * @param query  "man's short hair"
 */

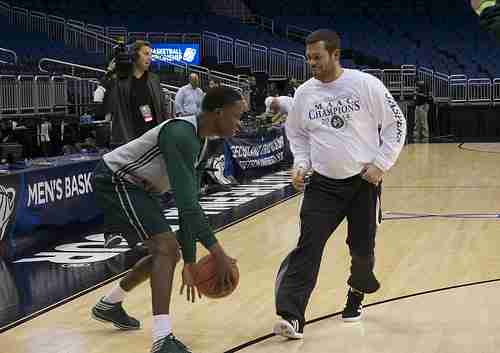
xmin=202 ymin=87 xmax=242 ymax=112
xmin=305 ymin=29 xmax=341 ymax=54
xmin=131 ymin=40 xmax=152 ymax=61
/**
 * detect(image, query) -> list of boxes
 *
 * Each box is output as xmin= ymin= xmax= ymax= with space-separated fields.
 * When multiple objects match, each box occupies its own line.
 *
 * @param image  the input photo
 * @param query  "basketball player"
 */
xmin=91 ymin=87 xmax=242 ymax=353
xmin=273 ymin=29 xmax=406 ymax=339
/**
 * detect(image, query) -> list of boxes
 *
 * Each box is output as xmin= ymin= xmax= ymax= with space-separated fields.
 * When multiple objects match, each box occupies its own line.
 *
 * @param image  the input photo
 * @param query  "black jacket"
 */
xmin=104 ymin=71 xmax=168 ymax=147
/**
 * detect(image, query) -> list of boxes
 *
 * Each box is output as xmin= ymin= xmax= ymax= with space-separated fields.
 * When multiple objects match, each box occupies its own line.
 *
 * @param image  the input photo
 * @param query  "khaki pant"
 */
xmin=414 ymin=103 xmax=429 ymax=140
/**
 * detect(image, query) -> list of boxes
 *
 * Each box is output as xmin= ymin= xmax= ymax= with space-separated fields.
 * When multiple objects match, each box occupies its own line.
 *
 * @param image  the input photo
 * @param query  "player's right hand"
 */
xmin=214 ymin=253 xmax=237 ymax=294
xmin=181 ymin=263 xmax=202 ymax=303
xmin=292 ymin=167 xmax=307 ymax=191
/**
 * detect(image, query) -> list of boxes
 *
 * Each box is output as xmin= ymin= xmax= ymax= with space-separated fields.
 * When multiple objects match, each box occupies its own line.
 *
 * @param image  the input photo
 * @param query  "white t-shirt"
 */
xmin=38 ymin=121 xmax=51 ymax=143
xmin=286 ymin=69 xmax=406 ymax=179
xmin=93 ymin=85 xmax=112 ymax=122
xmin=174 ymin=84 xmax=204 ymax=116
xmin=265 ymin=96 xmax=294 ymax=115
xmin=93 ymin=85 xmax=106 ymax=103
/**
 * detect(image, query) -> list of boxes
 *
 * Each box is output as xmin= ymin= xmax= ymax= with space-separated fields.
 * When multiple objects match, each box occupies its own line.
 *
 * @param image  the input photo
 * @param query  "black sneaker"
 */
xmin=91 ymin=297 xmax=140 ymax=330
xmin=273 ymin=317 xmax=304 ymax=339
xmin=342 ymin=288 xmax=364 ymax=322
xmin=347 ymin=270 xmax=380 ymax=294
xmin=151 ymin=334 xmax=192 ymax=353
xmin=104 ymin=232 xmax=124 ymax=248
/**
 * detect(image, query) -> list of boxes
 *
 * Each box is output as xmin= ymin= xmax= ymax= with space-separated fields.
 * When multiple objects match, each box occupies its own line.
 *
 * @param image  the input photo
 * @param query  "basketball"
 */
xmin=194 ymin=254 xmax=239 ymax=299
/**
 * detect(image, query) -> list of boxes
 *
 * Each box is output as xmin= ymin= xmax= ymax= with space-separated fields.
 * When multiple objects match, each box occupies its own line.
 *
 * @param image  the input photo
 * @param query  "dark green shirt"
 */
xmin=103 ymin=115 xmax=217 ymax=263
xmin=158 ymin=120 xmax=217 ymax=263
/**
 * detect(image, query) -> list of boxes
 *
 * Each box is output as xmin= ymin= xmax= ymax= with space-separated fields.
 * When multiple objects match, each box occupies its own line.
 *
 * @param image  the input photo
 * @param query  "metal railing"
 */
xmin=241 ymin=14 xmax=274 ymax=34
xmin=65 ymin=21 xmax=117 ymax=56
xmin=450 ymin=75 xmax=467 ymax=103
xmin=39 ymin=58 xmax=107 ymax=77
xmin=201 ymin=31 xmax=500 ymax=105
xmin=160 ymin=83 xmax=179 ymax=119
xmin=468 ymin=78 xmax=492 ymax=103
xmin=494 ymin=79 xmax=500 ymax=102
xmin=234 ymin=39 xmax=251 ymax=68
xmin=432 ymin=72 xmax=450 ymax=102
xmin=0 ymin=74 xmax=68 ymax=115
xmin=158 ymin=60 xmax=251 ymax=103
xmin=285 ymin=25 xmax=312 ymax=42
xmin=2 ymin=0 xmax=500 ymax=106
xmin=251 ymin=44 xmax=268 ymax=73
xmin=0 ymin=47 xmax=18 ymax=64
xmin=35 ymin=58 xmax=186 ymax=118
xmin=218 ymin=34 xmax=234 ymax=64
xmin=269 ymin=48 xmax=287 ymax=78
xmin=0 ymin=1 xmax=203 ymax=59
xmin=287 ymin=53 xmax=307 ymax=82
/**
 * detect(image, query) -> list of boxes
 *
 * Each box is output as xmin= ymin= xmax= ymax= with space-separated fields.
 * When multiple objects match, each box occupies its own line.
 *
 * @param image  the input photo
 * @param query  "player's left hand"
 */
xmin=361 ymin=164 xmax=384 ymax=185
xmin=180 ymin=263 xmax=202 ymax=303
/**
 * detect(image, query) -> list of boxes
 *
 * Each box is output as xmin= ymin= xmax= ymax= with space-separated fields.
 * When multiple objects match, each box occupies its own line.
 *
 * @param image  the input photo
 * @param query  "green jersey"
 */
xmin=102 ymin=115 xmax=217 ymax=262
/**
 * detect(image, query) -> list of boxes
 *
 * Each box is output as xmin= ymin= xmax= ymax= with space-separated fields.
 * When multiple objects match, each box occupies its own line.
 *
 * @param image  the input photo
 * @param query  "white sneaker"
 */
xmin=273 ymin=318 xmax=304 ymax=339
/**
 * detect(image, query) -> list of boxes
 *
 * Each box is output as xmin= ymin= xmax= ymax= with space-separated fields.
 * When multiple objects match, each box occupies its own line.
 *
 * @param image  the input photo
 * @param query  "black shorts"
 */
xmin=92 ymin=161 xmax=172 ymax=246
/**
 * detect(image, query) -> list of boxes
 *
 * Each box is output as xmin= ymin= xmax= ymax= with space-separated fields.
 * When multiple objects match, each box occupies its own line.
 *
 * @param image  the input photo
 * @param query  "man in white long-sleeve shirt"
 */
xmin=273 ymin=29 xmax=406 ymax=339
xmin=264 ymin=96 xmax=294 ymax=115
xmin=174 ymin=73 xmax=204 ymax=116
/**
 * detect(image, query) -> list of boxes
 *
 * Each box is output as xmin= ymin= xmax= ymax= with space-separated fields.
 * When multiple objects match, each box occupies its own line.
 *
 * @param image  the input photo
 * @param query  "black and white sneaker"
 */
xmin=151 ymin=334 xmax=192 ymax=353
xmin=91 ymin=297 xmax=140 ymax=330
xmin=104 ymin=232 xmax=124 ymax=248
xmin=341 ymin=288 xmax=364 ymax=322
xmin=273 ymin=317 xmax=304 ymax=339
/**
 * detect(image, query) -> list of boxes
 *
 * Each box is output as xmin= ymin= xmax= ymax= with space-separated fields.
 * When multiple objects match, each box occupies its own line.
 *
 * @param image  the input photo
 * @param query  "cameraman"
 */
xmin=105 ymin=40 xmax=168 ymax=149
xmin=101 ymin=40 xmax=168 ymax=247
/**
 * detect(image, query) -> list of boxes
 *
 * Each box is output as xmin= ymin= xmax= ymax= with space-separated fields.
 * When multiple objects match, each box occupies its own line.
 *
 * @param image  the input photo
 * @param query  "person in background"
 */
xmin=102 ymin=40 xmax=169 ymax=248
xmin=264 ymin=96 xmax=294 ymax=116
xmin=175 ymin=73 xmax=204 ymax=116
xmin=413 ymin=80 xmax=430 ymax=143
xmin=208 ymin=79 xmax=220 ymax=89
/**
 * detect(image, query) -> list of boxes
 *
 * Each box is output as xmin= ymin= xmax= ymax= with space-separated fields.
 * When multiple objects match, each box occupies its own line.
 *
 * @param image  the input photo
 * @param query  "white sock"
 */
xmin=153 ymin=315 xmax=172 ymax=343
xmin=103 ymin=283 xmax=128 ymax=304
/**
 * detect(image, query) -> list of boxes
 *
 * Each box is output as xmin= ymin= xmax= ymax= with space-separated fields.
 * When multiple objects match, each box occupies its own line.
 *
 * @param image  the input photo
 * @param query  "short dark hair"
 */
xmin=132 ymin=40 xmax=151 ymax=61
xmin=305 ymin=29 xmax=341 ymax=54
xmin=202 ymin=86 xmax=242 ymax=112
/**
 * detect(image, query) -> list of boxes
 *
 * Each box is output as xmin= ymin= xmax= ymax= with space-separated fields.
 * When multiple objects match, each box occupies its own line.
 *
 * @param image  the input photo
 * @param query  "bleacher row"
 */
xmin=1 ymin=0 xmax=500 ymax=119
xmin=0 ymin=72 xmax=183 ymax=119
xmin=4 ymin=0 xmax=500 ymax=77
xmin=8 ymin=0 xmax=500 ymax=77
xmin=2 ymin=60 xmax=500 ymax=123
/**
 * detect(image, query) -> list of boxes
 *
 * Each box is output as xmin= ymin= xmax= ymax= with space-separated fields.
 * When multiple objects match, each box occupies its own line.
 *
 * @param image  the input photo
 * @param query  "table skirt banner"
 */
xmin=0 ymin=157 xmax=102 ymax=260
xmin=226 ymin=133 xmax=285 ymax=171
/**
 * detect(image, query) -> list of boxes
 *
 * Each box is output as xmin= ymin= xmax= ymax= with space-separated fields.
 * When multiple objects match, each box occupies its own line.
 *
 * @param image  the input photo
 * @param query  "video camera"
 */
xmin=112 ymin=41 xmax=132 ymax=79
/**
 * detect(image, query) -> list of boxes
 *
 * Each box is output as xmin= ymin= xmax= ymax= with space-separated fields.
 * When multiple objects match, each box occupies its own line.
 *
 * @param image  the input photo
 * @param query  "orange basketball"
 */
xmin=194 ymin=254 xmax=239 ymax=299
